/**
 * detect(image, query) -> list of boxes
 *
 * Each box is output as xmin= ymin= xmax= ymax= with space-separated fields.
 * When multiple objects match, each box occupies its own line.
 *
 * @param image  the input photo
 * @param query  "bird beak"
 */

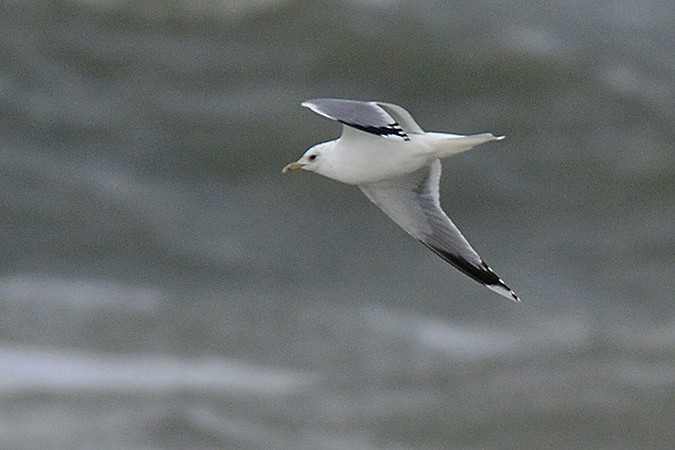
xmin=281 ymin=161 xmax=305 ymax=173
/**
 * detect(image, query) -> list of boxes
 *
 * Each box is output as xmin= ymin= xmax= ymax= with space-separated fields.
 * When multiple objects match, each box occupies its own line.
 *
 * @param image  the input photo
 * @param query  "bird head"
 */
xmin=282 ymin=141 xmax=334 ymax=176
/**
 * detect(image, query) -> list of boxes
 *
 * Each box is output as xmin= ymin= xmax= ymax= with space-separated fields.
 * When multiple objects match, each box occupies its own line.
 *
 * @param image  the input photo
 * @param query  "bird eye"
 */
xmin=308 ymin=154 xmax=317 ymax=161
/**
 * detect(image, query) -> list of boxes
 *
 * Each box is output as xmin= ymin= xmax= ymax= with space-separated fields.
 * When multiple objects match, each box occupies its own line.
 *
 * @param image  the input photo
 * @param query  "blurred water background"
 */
xmin=0 ymin=0 xmax=674 ymax=449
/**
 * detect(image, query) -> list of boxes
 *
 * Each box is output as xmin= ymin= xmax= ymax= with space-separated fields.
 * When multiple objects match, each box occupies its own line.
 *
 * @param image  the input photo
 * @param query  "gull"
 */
xmin=283 ymin=98 xmax=519 ymax=301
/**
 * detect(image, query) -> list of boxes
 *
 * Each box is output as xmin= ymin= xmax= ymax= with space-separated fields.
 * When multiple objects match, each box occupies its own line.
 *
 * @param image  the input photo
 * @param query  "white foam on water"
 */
xmin=71 ymin=0 xmax=293 ymax=21
xmin=0 ymin=275 xmax=163 ymax=313
xmin=0 ymin=346 xmax=316 ymax=396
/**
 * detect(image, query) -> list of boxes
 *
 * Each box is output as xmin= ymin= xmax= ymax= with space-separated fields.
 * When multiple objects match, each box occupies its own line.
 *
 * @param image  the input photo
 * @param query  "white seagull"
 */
xmin=283 ymin=98 xmax=519 ymax=302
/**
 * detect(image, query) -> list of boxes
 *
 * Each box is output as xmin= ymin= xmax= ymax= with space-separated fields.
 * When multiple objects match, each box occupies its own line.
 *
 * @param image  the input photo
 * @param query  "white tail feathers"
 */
xmin=427 ymin=132 xmax=504 ymax=158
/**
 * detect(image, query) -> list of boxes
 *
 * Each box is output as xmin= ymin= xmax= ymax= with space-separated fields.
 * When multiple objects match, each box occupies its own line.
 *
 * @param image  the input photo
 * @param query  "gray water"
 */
xmin=1 ymin=1 xmax=674 ymax=449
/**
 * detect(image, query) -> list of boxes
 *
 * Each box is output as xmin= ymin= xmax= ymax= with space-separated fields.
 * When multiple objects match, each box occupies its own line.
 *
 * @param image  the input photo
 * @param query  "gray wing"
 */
xmin=301 ymin=98 xmax=424 ymax=141
xmin=359 ymin=160 xmax=519 ymax=301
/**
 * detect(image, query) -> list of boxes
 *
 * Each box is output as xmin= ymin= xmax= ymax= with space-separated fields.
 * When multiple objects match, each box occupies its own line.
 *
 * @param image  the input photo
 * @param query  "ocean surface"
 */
xmin=0 ymin=1 xmax=673 ymax=449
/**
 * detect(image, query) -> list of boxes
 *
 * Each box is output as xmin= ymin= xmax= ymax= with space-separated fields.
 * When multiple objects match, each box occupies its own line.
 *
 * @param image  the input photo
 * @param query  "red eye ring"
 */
xmin=308 ymin=154 xmax=317 ymax=161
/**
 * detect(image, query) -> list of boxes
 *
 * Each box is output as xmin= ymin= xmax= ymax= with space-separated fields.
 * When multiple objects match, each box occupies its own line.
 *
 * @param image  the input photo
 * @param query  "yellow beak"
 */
xmin=281 ymin=161 xmax=305 ymax=173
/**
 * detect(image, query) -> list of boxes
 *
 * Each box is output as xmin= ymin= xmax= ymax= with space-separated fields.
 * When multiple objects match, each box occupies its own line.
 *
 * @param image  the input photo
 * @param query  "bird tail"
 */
xmin=427 ymin=132 xmax=504 ymax=158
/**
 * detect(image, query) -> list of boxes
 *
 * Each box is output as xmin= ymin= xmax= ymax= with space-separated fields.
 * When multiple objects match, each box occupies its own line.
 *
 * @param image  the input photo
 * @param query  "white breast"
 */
xmin=325 ymin=134 xmax=434 ymax=185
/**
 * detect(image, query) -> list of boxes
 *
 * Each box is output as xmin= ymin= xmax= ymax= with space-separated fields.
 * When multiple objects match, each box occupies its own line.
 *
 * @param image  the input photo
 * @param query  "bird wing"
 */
xmin=359 ymin=160 xmax=519 ymax=301
xmin=301 ymin=98 xmax=424 ymax=141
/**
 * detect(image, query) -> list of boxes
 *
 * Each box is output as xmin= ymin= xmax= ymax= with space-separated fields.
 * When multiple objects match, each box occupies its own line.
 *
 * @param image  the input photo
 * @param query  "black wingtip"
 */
xmin=421 ymin=242 xmax=520 ymax=302
xmin=337 ymin=120 xmax=409 ymax=140
xmin=482 ymin=262 xmax=520 ymax=302
xmin=486 ymin=281 xmax=521 ymax=302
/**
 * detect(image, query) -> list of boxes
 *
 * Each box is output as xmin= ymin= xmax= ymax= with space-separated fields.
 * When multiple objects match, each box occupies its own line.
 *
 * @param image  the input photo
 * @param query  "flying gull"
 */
xmin=283 ymin=98 xmax=519 ymax=301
